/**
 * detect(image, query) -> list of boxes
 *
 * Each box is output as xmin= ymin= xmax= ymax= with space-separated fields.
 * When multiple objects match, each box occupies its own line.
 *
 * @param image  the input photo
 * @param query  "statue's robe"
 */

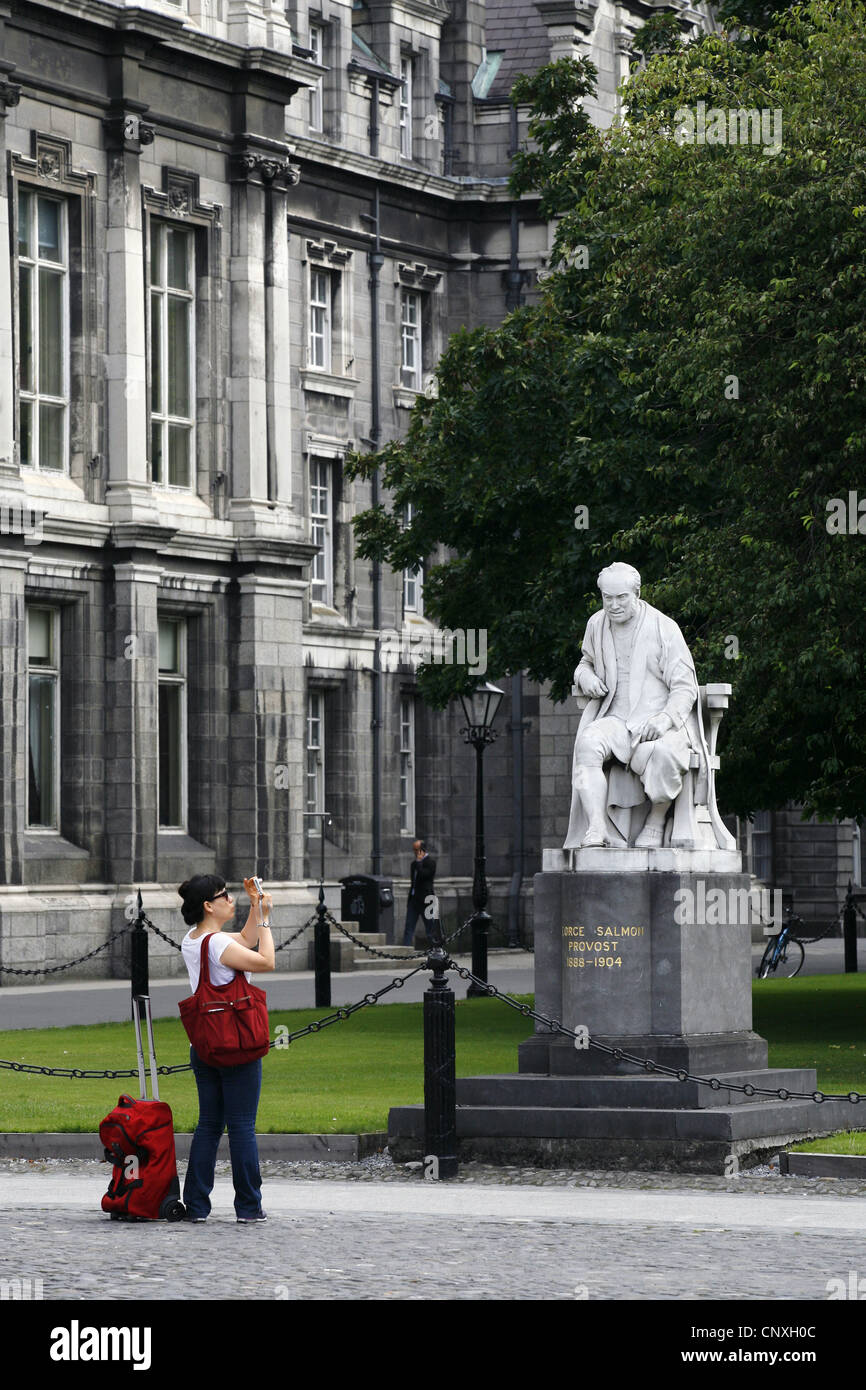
xmin=564 ymin=600 xmax=713 ymax=849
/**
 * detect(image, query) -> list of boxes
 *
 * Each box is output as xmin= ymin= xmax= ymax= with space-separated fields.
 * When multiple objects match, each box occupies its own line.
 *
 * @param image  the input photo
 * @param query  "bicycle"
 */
xmin=757 ymin=908 xmax=806 ymax=979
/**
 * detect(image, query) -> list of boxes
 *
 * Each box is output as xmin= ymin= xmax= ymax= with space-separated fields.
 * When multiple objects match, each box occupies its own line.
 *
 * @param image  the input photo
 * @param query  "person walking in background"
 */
xmin=403 ymin=839 xmax=436 ymax=947
xmin=178 ymin=874 xmax=275 ymax=1224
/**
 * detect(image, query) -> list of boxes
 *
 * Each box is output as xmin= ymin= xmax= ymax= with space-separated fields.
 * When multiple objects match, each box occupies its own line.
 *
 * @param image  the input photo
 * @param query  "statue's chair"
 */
xmin=570 ymin=682 xmax=737 ymax=853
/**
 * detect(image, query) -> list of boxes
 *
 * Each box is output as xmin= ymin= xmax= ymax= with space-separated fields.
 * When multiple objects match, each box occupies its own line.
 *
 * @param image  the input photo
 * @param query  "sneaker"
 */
xmin=236 ymin=1211 xmax=267 ymax=1223
xmin=186 ymin=1213 xmax=208 ymax=1223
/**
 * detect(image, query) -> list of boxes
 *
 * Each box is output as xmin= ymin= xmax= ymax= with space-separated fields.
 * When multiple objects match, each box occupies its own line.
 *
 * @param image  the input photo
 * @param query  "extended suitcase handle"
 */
xmin=132 ymin=995 xmax=160 ymax=1102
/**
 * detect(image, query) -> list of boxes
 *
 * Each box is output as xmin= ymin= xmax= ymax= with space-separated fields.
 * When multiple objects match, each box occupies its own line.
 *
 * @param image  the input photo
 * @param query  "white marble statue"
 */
xmin=564 ymin=562 xmax=736 ymax=857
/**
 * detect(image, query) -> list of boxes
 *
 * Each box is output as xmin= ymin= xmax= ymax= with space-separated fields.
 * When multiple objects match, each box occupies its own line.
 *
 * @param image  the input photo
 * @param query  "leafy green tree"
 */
xmin=348 ymin=0 xmax=866 ymax=821
xmin=715 ymin=0 xmax=797 ymax=31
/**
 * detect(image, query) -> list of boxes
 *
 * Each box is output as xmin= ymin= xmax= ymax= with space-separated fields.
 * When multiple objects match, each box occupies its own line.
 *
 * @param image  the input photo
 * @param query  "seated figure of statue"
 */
xmin=564 ymin=562 xmax=736 ymax=856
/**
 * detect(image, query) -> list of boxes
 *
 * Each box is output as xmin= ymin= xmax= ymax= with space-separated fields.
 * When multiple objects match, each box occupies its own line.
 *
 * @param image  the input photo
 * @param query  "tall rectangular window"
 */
xmin=400 ymin=56 xmax=414 ymax=158
xmin=306 ymin=691 xmax=325 ymax=829
xmin=150 ymin=223 xmax=195 ymax=488
xmin=17 ymin=192 xmax=69 ymax=472
xmin=399 ymin=696 xmax=415 ymax=834
xmin=401 ymin=290 xmax=422 ymax=390
xmin=158 ymin=618 xmax=187 ymax=829
xmin=310 ymin=458 xmax=333 ymax=605
xmin=308 ymin=268 xmax=332 ymax=371
xmin=27 ymin=607 xmax=59 ymax=828
xmin=309 ymin=24 xmax=325 ymax=131
xmin=750 ymin=811 xmax=773 ymax=884
xmin=403 ymin=502 xmax=423 ymax=613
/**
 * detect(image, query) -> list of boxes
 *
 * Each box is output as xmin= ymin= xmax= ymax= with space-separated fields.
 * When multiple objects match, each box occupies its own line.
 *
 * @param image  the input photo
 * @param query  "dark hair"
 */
xmin=178 ymin=874 xmax=227 ymax=928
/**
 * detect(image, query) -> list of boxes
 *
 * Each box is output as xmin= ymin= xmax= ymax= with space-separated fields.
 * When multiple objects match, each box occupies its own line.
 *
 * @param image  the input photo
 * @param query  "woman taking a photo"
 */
xmin=178 ymin=874 xmax=275 ymax=1223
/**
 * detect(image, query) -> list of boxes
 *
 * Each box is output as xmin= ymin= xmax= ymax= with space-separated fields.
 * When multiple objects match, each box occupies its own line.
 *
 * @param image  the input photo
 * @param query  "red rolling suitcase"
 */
xmin=100 ymin=995 xmax=186 ymax=1222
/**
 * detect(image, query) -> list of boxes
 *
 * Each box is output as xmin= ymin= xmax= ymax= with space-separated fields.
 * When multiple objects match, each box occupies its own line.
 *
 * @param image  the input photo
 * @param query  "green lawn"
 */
xmin=0 ymin=997 xmax=533 ymax=1133
xmin=1 ymin=975 xmax=865 ymax=1138
xmin=746 ymin=975 xmax=866 ymax=1155
xmin=752 ymin=973 xmax=866 ymax=1093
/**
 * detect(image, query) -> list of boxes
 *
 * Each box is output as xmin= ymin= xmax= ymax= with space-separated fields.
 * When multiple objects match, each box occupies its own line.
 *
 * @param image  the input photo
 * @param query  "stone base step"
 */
xmin=390 ymin=1097 xmax=855 ymax=1145
xmin=519 ymin=1031 xmax=771 ymax=1077
xmin=456 ymin=1069 xmax=820 ymax=1111
xmin=388 ymin=1081 xmax=856 ymax=1172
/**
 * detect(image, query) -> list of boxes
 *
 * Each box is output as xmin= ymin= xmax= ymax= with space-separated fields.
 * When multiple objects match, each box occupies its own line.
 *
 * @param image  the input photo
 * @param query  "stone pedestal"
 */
xmin=521 ymin=862 xmax=765 ymax=1077
xmin=388 ymin=858 xmax=855 ymax=1173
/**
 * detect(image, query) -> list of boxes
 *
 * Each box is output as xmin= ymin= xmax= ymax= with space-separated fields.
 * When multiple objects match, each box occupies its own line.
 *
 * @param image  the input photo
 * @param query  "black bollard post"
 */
xmin=422 ymin=922 xmax=458 ymax=1179
xmin=130 ymin=890 xmax=149 ymax=1017
xmin=467 ymin=909 xmax=490 ymax=998
xmin=843 ymin=882 xmax=859 ymax=974
xmin=314 ymin=881 xmax=331 ymax=1008
xmin=303 ymin=811 xmax=333 ymax=1007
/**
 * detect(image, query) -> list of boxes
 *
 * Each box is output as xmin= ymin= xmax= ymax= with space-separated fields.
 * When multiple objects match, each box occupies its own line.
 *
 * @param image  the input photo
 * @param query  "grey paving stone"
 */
xmin=2 ymin=1157 xmax=866 ymax=1301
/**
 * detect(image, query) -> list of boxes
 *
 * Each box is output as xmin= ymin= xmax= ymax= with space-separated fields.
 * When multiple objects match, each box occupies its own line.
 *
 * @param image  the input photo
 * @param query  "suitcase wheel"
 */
xmin=161 ymin=1197 xmax=187 ymax=1222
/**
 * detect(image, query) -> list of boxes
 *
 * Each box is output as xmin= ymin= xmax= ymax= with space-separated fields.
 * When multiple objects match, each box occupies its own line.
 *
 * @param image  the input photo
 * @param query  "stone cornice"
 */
xmin=161 ymin=532 xmax=238 ymax=564
xmin=109 ymin=521 xmax=179 ymax=553
xmin=535 ymin=0 xmax=600 ymax=34
xmin=292 ymin=135 xmax=515 ymax=204
xmin=235 ymin=537 xmax=319 ymax=569
xmin=8 ymin=0 xmax=317 ymax=97
xmin=390 ymin=0 xmax=450 ymax=26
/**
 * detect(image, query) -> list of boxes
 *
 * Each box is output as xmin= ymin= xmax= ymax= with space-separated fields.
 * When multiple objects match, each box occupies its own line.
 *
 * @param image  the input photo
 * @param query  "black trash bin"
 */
xmin=340 ymin=874 xmax=395 ymax=944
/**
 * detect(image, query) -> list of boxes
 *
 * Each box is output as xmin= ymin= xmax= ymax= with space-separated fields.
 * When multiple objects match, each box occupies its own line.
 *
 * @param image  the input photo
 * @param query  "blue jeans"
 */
xmin=183 ymin=1046 xmax=263 ymax=1219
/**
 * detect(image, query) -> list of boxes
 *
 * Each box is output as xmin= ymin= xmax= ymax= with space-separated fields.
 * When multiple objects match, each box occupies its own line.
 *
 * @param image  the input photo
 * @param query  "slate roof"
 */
xmin=350 ymin=31 xmax=399 ymax=84
xmin=485 ymin=0 xmax=551 ymax=101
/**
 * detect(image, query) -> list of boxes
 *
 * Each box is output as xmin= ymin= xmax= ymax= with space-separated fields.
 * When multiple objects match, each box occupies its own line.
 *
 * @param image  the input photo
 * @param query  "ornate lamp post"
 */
xmin=459 ymin=682 xmax=504 ymax=997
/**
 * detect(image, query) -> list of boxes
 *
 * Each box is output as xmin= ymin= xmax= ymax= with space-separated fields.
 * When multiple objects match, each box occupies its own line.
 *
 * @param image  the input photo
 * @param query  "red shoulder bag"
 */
xmin=179 ymin=934 xmax=270 ymax=1067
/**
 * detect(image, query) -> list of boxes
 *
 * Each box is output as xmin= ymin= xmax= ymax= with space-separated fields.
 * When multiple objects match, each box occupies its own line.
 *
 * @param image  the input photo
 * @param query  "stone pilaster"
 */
xmin=228 ymin=569 xmax=308 ymax=882
xmin=228 ymin=144 xmax=300 ymax=534
xmin=439 ymin=0 xmax=485 ymax=175
xmin=0 ymin=552 xmax=27 ymax=885
xmin=0 ymin=45 xmax=21 ymax=479
xmin=105 ymin=562 xmax=161 ymax=884
xmin=102 ymin=58 xmax=159 ymax=524
xmin=227 ymin=0 xmax=294 ymax=55
xmin=535 ymin=0 xmax=598 ymax=61
xmin=266 ymin=179 xmax=294 ymax=508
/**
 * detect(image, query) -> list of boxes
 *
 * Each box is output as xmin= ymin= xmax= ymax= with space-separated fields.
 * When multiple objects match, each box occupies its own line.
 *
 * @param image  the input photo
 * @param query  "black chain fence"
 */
xmin=137 ymin=908 xmax=317 ymax=957
xmin=784 ymin=907 xmax=845 ymax=947
xmin=448 ymin=962 xmax=866 ymax=1106
xmin=0 ymin=965 xmax=428 ymax=1080
xmin=326 ymin=908 xmax=472 ymax=960
xmin=266 ymin=964 xmax=428 ymax=1048
xmin=0 ymin=923 xmax=137 ymax=978
xmin=1 ymin=894 xmax=862 ymax=1112
xmin=0 ymin=907 xmax=317 ymax=976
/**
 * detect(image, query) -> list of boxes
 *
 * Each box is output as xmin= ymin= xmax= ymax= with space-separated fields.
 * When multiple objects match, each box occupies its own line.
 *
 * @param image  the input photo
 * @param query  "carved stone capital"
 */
xmin=0 ymin=77 xmax=21 ymax=115
xmin=103 ymin=110 xmax=156 ymax=154
xmin=232 ymin=143 xmax=301 ymax=189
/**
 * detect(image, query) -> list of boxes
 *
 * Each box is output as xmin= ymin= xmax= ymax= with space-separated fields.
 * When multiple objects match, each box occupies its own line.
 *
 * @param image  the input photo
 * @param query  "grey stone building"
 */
xmin=0 ymin=0 xmax=853 ymax=983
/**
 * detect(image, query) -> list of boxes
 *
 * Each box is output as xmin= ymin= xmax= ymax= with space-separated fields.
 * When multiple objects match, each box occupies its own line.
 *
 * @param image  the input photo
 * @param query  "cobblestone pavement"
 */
xmin=2 ymin=1157 xmax=866 ymax=1301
